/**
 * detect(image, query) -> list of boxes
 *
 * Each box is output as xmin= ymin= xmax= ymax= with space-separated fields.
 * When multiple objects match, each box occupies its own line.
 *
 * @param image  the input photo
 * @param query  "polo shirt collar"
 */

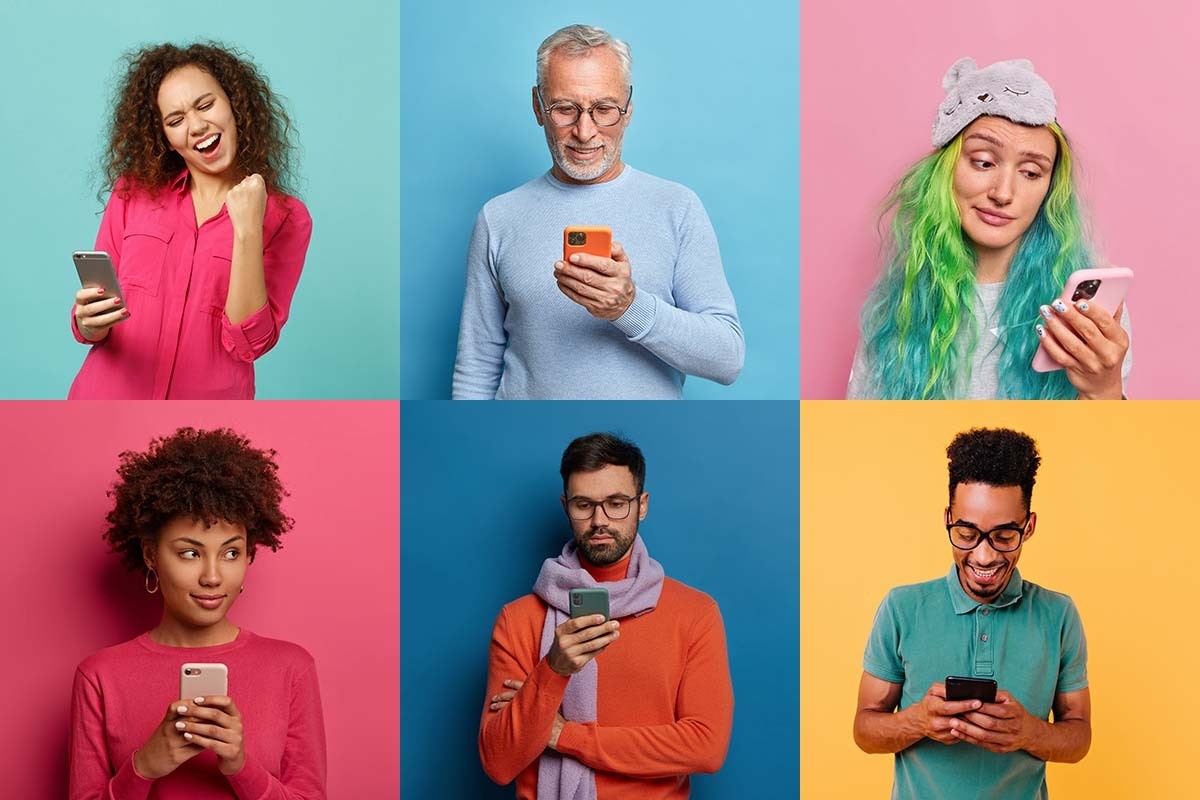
xmin=945 ymin=565 xmax=1024 ymax=615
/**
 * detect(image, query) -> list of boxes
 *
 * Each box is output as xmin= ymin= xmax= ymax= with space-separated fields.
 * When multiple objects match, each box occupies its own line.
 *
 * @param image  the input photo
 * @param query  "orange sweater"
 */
xmin=478 ymin=557 xmax=733 ymax=799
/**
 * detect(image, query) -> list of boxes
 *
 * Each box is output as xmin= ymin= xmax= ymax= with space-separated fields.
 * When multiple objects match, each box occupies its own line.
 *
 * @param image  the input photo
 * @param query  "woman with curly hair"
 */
xmin=69 ymin=428 xmax=327 ymax=799
xmin=848 ymin=58 xmax=1131 ymax=400
xmin=69 ymin=42 xmax=312 ymax=399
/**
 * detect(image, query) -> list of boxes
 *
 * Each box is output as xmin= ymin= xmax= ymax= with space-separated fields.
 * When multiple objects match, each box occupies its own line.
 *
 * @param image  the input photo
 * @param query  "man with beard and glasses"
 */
xmin=478 ymin=432 xmax=733 ymax=798
xmin=853 ymin=428 xmax=1091 ymax=799
xmin=452 ymin=24 xmax=744 ymax=400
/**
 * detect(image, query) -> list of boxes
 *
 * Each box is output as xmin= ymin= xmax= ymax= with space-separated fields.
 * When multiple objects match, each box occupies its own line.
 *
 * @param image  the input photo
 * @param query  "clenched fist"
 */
xmin=226 ymin=173 xmax=267 ymax=236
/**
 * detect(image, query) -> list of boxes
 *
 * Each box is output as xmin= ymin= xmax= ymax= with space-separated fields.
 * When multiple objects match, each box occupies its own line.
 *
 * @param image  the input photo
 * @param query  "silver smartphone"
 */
xmin=180 ymin=663 xmax=229 ymax=700
xmin=73 ymin=251 xmax=125 ymax=305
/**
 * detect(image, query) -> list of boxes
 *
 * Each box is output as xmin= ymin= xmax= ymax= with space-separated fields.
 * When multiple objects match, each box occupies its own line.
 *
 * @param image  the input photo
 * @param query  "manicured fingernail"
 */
xmin=1075 ymin=300 xmax=1089 ymax=311
xmin=177 ymin=705 xmax=188 ymax=714
xmin=1052 ymin=299 xmax=1068 ymax=313
xmin=175 ymin=721 xmax=186 ymax=730
xmin=183 ymin=732 xmax=194 ymax=741
xmin=1035 ymin=324 xmax=1046 ymax=338
xmin=1039 ymin=305 xmax=1053 ymax=320
xmin=122 ymin=310 xmax=131 ymax=317
xmin=97 ymin=287 xmax=106 ymax=295
xmin=112 ymin=297 xmax=122 ymax=306
xmin=195 ymin=697 xmax=205 ymax=703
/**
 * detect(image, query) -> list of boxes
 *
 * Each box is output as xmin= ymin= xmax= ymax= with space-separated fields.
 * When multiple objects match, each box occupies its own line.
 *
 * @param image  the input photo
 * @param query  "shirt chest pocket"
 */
xmin=117 ymin=224 xmax=173 ymax=297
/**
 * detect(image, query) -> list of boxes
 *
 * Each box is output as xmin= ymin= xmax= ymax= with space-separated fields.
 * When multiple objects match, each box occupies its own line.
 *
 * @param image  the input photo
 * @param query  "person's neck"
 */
xmin=188 ymin=169 xmax=238 ymax=204
xmin=974 ymin=243 xmax=1017 ymax=285
xmin=149 ymin=615 xmax=240 ymax=648
xmin=581 ymin=550 xmax=632 ymax=582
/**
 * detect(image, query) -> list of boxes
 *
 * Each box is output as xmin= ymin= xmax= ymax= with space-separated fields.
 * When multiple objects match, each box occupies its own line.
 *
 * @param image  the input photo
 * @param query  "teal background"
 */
xmin=0 ymin=0 xmax=399 ymax=398
xmin=399 ymin=1 xmax=800 ymax=399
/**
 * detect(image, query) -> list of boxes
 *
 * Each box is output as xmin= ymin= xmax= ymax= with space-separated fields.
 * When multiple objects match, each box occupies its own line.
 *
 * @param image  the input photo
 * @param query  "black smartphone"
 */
xmin=568 ymin=588 xmax=610 ymax=621
xmin=945 ymin=676 xmax=997 ymax=703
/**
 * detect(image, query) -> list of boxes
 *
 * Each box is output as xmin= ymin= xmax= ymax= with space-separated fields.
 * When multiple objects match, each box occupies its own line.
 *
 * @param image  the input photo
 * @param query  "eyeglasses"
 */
xmin=946 ymin=513 xmax=1032 ymax=553
xmin=536 ymin=86 xmax=633 ymax=128
xmin=565 ymin=494 xmax=640 ymax=520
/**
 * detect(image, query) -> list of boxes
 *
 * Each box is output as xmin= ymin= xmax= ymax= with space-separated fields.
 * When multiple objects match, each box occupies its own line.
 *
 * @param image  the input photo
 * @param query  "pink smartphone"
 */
xmin=180 ymin=663 xmax=228 ymax=699
xmin=1032 ymin=267 xmax=1133 ymax=372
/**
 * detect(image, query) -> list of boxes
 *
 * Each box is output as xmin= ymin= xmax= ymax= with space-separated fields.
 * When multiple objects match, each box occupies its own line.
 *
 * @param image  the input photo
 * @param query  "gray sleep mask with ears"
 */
xmin=932 ymin=57 xmax=1057 ymax=148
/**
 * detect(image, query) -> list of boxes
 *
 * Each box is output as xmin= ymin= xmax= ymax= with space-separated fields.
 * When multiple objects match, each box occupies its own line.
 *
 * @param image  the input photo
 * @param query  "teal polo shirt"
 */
xmin=863 ymin=567 xmax=1088 ymax=800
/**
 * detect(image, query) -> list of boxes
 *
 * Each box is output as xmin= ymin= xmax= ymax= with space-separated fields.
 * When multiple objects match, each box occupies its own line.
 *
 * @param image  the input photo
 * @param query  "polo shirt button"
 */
xmin=980 ymin=634 xmax=988 ymax=642
xmin=982 ymin=608 xmax=990 ymax=616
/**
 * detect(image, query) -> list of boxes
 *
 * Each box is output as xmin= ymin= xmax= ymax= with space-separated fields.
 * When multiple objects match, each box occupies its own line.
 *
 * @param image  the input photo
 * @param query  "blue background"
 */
xmin=399 ymin=1 xmax=800 ymax=399
xmin=401 ymin=401 xmax=800 ymax=797
xmin=0 ymin=0 xmax=399 ymax=398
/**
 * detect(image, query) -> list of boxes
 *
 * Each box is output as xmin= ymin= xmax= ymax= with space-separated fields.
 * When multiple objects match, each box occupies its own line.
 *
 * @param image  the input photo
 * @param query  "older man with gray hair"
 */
xmin=452 ymin=24 xmax=744 ymax=400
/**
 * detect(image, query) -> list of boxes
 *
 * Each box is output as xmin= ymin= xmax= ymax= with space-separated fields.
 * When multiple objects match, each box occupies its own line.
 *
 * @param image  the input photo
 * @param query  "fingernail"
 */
xmin=97 ymin=287 xmax=106 ymax=295
xmin=195 ymin=697 xmax=205 ymax=703
xmin=183 ymin=732 xmax=193 ymax=741
xmin=1052 ymin=299 xmax=1068 ymax=313
xmin=570 ymin=254 xmax=580 ymax=263
xmin=1075 ymin=300 xmax=1089 ymax=311
xmin=175 ymin=721 xmax=186 ymax=730
xmin=113 ymin=297 xmax=122 ymax=305
xmin=177 ymin=705 xmax=187 ymax=714
xmin=122 ymin=309 xmax=131 ymax=317
xmin=1035 ymin=324 xmax=1046 ymax=338
xmin=1039 ymin=305 xmax=1053 ymax=320
xmin=973 ymin=700 xmax=982 ymax=708
xmin=613 ymin=631 xmax=619 ymax=638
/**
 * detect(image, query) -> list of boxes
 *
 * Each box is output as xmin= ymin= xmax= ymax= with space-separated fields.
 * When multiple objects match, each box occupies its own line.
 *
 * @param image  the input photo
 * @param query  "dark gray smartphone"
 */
xmin=945 ymin=676 xmax=997 ymax=703
xmin=568 ymin=588 xmax=610 ymax=621
xmin=73 ymin=251 xmax=125 ymax=305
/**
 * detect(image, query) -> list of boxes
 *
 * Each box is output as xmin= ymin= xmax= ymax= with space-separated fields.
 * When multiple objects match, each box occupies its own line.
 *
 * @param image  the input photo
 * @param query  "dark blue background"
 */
xmin=401 ymin=401 xmax=799 ymax=797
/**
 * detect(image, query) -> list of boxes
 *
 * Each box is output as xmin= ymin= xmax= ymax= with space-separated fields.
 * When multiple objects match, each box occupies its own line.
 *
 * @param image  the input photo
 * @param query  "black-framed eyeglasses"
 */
xmin=946 ymin=513 xmax=1032 ymax=553
xmin=565 ymin=494 xmax=640 ymax=520
xmin=536 ymin=86 xmax=633 ymax=127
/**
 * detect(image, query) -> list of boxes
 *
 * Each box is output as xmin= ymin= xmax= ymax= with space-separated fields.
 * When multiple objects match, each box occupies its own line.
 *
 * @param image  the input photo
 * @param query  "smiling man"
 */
xmin=853 ymin=428 xmax=1091 ymax=799
xmin=478 ymin=432 xmax=733 ymax=798
xmin=452 ymin=25 xmax=744 ymax=399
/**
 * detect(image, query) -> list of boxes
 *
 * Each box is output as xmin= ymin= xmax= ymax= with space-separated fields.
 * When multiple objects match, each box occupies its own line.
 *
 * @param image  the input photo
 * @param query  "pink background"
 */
xmin=0 ymin=402 xmax=399 ymax=799
xmin=801 ymin=0 xmax=1200 ymax=398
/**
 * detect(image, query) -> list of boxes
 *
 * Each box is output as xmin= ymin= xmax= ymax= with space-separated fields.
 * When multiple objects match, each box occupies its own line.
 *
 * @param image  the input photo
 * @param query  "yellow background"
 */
xmin=801 ymin=401 xmax=1200 ymax=798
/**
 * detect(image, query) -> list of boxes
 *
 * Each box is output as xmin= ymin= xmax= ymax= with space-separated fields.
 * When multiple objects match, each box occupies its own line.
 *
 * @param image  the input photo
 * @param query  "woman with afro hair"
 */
xmin=69 ymin=428 xmax=327 ymax=799
xmin=848 ymin=58 xmax=1131 ymax=400
xmin=69 ymin=42 xmax=311 ymax=399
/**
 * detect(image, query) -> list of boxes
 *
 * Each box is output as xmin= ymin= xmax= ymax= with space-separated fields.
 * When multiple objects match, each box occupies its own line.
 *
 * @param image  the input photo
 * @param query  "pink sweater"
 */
xmin=69 ymin=630 xmax=326 ymax=800
xmin=67 ymin=172 xmax=311 ymax=399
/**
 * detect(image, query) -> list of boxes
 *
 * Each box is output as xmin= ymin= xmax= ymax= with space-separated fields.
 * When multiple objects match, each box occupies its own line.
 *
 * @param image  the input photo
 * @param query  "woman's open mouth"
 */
xmin=194 ymin=133 xmax=222 ymax=159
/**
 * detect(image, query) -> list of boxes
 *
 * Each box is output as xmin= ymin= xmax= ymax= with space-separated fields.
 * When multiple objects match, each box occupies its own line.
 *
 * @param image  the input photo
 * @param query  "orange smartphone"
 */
xmin=563 ymin=226 xmax=612 ymax=263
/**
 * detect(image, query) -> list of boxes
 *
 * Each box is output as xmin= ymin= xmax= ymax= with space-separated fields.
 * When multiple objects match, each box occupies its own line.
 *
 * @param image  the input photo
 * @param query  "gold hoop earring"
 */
xmin=145 ymin=569 xmax=159 ymax=594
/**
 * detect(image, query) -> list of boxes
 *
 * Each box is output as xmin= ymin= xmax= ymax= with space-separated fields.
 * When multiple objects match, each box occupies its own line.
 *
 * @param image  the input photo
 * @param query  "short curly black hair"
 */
xmin=104 ymin=427 xmax=293 ymax=575
xmin=947 ymin=428 xmax=1041 ymax=507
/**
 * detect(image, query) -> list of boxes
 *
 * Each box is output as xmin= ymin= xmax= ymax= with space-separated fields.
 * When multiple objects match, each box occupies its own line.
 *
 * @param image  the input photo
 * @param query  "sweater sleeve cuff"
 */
xmin=110 ymin=753 xmax=155 ymax=800
xmin=609 ymin=289 xmax=657 ymax=340
xmin=220 ymin=302 xmax=277 ymax=363
xmin=530 ymin=655 xmax=571 ymax=694
xmin=554 ymin=720 xmax=592 ymax=760
xmin=225 ymin=752 xmax=272 ymax=800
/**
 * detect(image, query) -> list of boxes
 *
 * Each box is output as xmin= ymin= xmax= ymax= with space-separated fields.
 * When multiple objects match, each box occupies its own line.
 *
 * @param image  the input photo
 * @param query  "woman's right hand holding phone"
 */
xmin=73 ymin=286 xmax=129 ymax=342
xmin=1035 ymin=299 xmax=1128 ymax=399
xmin=132 ymin=699 xmax=204 ymax=779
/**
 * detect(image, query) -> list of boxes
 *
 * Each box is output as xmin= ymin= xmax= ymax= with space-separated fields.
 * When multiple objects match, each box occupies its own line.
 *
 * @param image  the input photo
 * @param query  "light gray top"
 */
xmin=846 ymin=281 xmax=1133 ymax=399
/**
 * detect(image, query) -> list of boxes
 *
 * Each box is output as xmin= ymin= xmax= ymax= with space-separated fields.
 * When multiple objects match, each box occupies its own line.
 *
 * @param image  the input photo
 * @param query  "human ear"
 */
xmin=638 ymin=492 xmax=649 ymax=521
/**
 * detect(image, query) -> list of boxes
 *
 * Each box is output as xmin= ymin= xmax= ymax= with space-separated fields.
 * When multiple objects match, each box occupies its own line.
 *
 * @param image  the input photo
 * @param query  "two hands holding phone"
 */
xmin=915 ymin=677 xmax=1037 ymax=754
xmin=488 ymin=588 xmax=617 ymax=751
xmin=134 ymin=664 xmax=246 ymax=780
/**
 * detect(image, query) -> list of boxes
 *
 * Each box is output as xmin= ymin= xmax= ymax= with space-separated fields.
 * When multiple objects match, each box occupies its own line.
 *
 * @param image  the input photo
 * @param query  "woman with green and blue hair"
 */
xmin=848 ymin=58 xmax=1130 ymax=400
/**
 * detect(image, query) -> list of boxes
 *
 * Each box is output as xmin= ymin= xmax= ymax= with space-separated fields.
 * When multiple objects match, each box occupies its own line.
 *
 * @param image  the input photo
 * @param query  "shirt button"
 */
xmin=980 ymin=634 xmax=989 ymax=642
xmin=981 ymin=608 xmax=990 ymax=616
xmin=241 ymin=353 xmax=254 ymax=362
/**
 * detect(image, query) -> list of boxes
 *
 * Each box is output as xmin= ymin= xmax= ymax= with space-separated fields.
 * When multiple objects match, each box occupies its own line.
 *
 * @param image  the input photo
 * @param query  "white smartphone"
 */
xmin=73 ymin=250 xmax=125 ymax=306
xmin=1032 ymin=266 xmax=1133 ymax=372
xmin=180 ymin=663 xmax=228 ymax=700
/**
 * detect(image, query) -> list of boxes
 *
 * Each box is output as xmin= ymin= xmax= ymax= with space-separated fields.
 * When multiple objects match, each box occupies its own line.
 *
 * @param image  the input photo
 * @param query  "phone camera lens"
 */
xmin=1071 ymin=279 xmax=1101 ymax=302
xmin=568 ymin=231 xmax=586 ymax=246
xmin=572 ymin=595 xmax=581 ymax=605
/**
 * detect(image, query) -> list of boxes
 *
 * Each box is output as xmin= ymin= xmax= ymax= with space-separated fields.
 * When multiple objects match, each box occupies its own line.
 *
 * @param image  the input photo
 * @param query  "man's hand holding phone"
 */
xmin=545 ymin=614 xmax=620 ymax=676
xmin=949 ymin=689 xmax=1041 ymax=754
xmin=910 ymin=682 xmax=984 ymax=745
xmin=554 ymin=241 xmax=637 ymax=320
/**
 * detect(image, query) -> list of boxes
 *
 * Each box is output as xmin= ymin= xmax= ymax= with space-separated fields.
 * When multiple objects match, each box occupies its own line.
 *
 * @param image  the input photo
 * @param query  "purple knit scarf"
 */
xmin=531 ymin=535 xmax=665 ymax=800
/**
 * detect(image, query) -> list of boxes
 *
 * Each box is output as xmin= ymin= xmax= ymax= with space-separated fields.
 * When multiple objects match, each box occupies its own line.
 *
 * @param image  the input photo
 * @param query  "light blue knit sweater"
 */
xmin=451 ymin=167 xmax=744 ymax=399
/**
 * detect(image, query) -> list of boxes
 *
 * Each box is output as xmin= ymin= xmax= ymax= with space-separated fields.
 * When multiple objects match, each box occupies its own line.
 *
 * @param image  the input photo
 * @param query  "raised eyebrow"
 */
xmin=1018 ymin=150 xmax=1053 ymax=167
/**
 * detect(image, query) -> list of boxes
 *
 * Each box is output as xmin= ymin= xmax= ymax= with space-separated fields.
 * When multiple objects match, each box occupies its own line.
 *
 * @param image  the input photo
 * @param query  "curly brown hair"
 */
xmin=104 ymin=427 xmax=293 ymax=575
xmin=103 ymin=41 xmax=297 ymax=197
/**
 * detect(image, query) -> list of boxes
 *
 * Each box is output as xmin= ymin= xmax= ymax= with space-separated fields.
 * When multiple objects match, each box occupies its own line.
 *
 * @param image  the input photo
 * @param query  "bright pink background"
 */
xmin=801 ymin=0 xmax=1200 ymax=398
xmin=0 ymin=402 xmax=399 ymax=799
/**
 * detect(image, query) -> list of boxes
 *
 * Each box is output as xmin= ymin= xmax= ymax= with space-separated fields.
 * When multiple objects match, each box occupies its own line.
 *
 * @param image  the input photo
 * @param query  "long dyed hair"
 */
xmin=858 ymin=122 xmax=1087 ymax=399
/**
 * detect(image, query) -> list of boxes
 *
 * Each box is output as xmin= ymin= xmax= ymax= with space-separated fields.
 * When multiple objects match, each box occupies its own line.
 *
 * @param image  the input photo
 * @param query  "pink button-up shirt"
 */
xmin=68 ymin=172 xmax=312 ymax=399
